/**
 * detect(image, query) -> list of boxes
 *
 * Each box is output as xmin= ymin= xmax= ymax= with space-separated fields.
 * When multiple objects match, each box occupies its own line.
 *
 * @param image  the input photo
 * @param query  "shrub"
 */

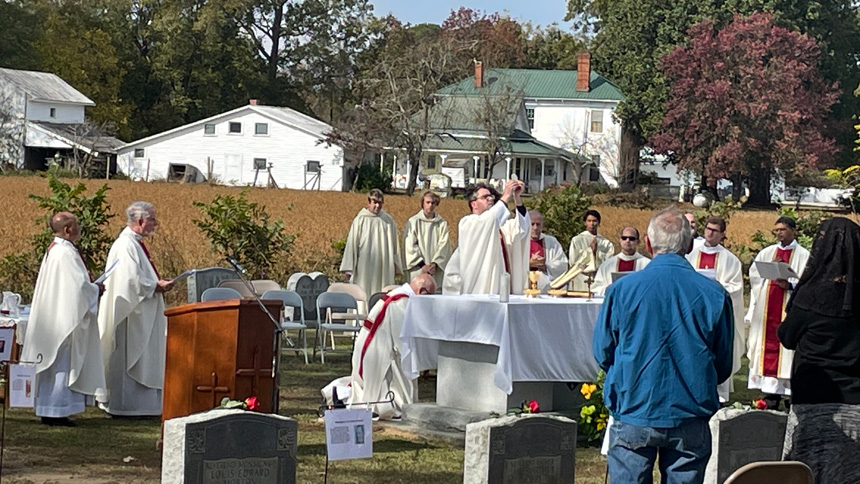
xmin=192 ymin=191 xmax=297 ymax=280
xmin=0 ymin=175 xmax=114 ymax=301
xmin=353 ymin=162 xmax=392 ymax=193
xmin=526 ymin=185 xmax=592 ymax=244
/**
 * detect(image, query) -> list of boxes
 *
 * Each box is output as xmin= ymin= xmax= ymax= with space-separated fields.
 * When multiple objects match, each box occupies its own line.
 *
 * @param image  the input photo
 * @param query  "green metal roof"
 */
xmin=437 ymin=69 xmax=626 ymax=101
xmin=421 ymin=95 xmax=522 ymax=134
xmin=423 ymin=131 xmax=583 ymax=160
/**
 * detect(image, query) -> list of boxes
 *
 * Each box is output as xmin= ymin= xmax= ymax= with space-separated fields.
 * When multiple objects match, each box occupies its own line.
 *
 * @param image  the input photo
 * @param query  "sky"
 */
xmin=369 ymin=0 xmax=572 ymax=28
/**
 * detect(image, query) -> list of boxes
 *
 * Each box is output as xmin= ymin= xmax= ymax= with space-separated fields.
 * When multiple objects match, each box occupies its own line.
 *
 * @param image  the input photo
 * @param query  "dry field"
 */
xmin=0 ymin=177 xmax=844 ymax=286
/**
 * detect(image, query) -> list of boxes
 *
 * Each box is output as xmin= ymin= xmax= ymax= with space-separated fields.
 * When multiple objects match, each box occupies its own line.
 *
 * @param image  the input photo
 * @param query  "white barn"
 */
xmin=117 ymin=101 xmax=348 ymax=190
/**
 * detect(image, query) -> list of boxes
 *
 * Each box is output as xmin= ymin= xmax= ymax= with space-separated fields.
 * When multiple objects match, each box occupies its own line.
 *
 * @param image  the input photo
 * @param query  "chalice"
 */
xmin=524 ymin=271 xmax=542 ymax=298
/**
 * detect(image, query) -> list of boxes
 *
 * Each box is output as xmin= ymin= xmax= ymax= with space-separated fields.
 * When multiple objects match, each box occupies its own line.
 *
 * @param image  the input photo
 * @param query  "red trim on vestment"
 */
xmin=697 ymin=252 xmax=717 ymax=269
xmin=138 ymin=240 xmax=160 ymax=279
xmin=762 ymin=247 xmax=792 ymax=376
xmin=359 ymin=293 xmax=410 ymax=379
xmin=617 ymin=258 xmax=635 ymax=272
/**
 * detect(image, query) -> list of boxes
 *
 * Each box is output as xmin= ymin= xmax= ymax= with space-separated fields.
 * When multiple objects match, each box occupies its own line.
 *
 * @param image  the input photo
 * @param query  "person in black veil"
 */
xmin=779 ymin=217 xmax=860 ymax=483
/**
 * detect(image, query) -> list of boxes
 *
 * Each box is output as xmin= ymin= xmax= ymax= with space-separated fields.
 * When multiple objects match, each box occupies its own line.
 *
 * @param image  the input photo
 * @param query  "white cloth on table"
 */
xmin=400 ymin=294 xmax=602 ymax=394
xmin=340 ymin=208 xmax=402 ymax=299
xmin=97 ymin=226 xmax=166 ymax=416
xmin=35 ymin=340 xmax=86 ymax=418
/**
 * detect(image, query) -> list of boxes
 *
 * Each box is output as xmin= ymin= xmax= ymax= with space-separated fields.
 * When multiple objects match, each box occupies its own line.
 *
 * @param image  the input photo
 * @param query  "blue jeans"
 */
xmin=608 ymin=418 xmax=711 ymax=484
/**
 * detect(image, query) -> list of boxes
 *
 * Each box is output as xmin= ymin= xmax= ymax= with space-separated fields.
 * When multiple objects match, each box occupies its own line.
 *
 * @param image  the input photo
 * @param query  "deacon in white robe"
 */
xmin=22 ymin=212 xmax=105 ymax=426
xmin=568 ymin=210 xmax=615 ymax=292
xmin=340 ymin=189 xmax=403 ymax=300
xmin=403 ymin=191 xmax=451 ymax=289
xmin=685 ymin=217 xmax=745 ymax=402
xmin=97 ymin=201 xmax=175 ymax=416
xmin=443 ymin=180 xmax=529 ymax=295
xmin=527 ymin=210 xmax=568 ymax=290
xmin=592 ymin=226 xmax=650 ymax=296
xmin=348 ymin=274 xmax=436 ymax=419
xmin=746 ymin=217 xmax=810 ymax=403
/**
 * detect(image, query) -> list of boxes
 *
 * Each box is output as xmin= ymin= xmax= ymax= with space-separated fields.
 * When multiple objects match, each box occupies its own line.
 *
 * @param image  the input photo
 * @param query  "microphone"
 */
xmin=226 ymin=256 xmax=247 ymax=275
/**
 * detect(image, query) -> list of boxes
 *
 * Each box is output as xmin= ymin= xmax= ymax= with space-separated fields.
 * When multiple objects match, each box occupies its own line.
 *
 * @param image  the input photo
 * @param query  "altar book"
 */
xmin=754 ymin=261 xmax=798 ymax=280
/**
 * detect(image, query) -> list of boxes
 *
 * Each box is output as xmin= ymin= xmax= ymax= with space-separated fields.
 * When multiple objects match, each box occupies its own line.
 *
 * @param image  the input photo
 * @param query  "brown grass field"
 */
xmin=0 ymin=177 xmax=802 ymax=273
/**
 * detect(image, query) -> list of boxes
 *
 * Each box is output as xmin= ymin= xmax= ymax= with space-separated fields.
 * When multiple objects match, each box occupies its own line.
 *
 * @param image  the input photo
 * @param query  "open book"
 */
xmin=754 ymin=261 xmax=798 ymax=280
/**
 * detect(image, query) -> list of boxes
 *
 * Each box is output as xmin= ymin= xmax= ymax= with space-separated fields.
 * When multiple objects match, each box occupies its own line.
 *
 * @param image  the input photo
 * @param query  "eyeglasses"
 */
xmin=620 ymin=236 xmax=638 ymax=241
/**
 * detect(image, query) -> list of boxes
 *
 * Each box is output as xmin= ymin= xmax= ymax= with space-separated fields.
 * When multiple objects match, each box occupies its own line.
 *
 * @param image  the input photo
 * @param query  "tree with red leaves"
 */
xmin=650 ymin=13 xmax=840 ymax=205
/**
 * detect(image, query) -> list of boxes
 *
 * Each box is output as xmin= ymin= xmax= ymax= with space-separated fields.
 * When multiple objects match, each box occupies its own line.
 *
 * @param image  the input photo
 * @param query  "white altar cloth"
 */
xmin=400 ymin=294 xmax=602 ymax=394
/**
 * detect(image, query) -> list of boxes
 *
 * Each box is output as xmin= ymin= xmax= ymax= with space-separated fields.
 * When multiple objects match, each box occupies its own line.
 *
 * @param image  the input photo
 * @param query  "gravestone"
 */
xmin=704 ymin=408 xmax=788 ymax=484
xmin=187 ymin=268 xmax=239 ymax=303
xmin=464 ymin=414 xmax=577 ymax=484
xmin=287 ymin=272 xmax=328 ymax=321
xmin=162 ymin=409 xmax=298 ymax=484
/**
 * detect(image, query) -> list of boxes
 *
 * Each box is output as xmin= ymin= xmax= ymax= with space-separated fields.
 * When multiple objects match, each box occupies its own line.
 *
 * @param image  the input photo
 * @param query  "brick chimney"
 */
xmin=576 ymin=51 xmax=591 ymax=92
xmin=474 ymin=61 xmax=484 ymax=88
xmin=249 ymin=99 xmax=259 ymax=105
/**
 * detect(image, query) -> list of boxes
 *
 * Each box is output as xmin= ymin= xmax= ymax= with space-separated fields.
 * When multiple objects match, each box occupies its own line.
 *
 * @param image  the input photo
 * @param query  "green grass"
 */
xmin=0 ymin=346 xmax=769 ymax=483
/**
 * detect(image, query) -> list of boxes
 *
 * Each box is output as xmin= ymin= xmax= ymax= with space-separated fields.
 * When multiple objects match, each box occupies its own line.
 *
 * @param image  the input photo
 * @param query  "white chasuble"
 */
xmin=591 ymin=252 xmax=650 ymax=296
xmin=686 ymin=244 xmax=746 ymax=401
xmin=568 ymin=232 xmax=615 ymax=291
xmin=22 ymin=237 xmax=105 ymax=416
xmin=403 ymin=211 xmax=451 ymax=288
xmin=448 ymin=202 xmax=529 ymax=295
xmin=97 ymin=227 xmax=166 ymax=415
xmin=348 ymin=284 xmax=414 ymax=419
xmin=340 ymin=208 xmax=402 ymax=299
xmin=533 ymin=234 xmax=570 ymax=291
xmin=745 ymin=241 xmax=810 ymax=395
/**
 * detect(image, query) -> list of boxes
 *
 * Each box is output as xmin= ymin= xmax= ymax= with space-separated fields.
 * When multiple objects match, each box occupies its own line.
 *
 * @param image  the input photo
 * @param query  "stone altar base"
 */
xmin=437 ymin=340 xmax=586 ymax=414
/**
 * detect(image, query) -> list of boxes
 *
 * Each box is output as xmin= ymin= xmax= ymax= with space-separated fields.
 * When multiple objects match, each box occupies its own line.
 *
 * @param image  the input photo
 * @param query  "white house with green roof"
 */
xmin=430 ymin=53 xmax=627 ymax=189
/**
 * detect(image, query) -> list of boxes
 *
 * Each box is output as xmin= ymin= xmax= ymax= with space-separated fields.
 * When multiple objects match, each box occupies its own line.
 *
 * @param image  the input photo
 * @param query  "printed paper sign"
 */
xmin=8 ymin=364 xmax=35 ymax=408
xmin=0 ymin=327 xmax=14 ymax=362
xmin=324 ymin=408 xmax=373 ymax=461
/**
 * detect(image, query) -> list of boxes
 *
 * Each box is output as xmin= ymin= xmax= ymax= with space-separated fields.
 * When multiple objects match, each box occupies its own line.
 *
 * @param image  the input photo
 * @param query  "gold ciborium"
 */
xmin=524 ymin=271 xmax=542 ymax=298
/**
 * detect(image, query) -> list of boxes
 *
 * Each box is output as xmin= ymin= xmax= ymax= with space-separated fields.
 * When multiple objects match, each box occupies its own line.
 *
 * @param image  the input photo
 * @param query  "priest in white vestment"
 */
xmin=442 ymin=180 xmax=529 ymax=295
xmin=746 ymin=216 xmax=810 ymax=409
xmin=568 ymin=210 xmax=615 ymax=291
xmin=97 ymin=201 xmax=175 ymax=416
xmin=592 ymin=226 xmax=650 ymax=296
xmin=22 ymin=212 xmax=105 ymax=426
xmin=528 ymin=210 xmax=568 ymax=290
xmin=685 ymin=217 xmax=746 ymax=402
xmin=685 ymin=212 xmax=706 ymax=252
xmin=403 ymin=191 xmax=451 ymax=289
xmin=340 ymin=189 xmax=403 ymax=300
xmin=348 ymin=274 xmax=436 ymax=419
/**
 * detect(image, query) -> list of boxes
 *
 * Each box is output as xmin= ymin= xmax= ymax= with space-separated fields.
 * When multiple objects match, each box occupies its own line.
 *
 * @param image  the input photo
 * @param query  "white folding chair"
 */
xmin=325 ymin=283 xmax=367 ymax=349
xmin=217 ymin=280 xmax=254 ymax=298
xmin=315 ymin=292 xmax=362 ymax=363
xmin=262 ymin=290 xmax=308 ymax=364
xmin=251 ymin=280 xmax=281 ymax=297
xmin=201 ymin=287 xmax=242 ymax=302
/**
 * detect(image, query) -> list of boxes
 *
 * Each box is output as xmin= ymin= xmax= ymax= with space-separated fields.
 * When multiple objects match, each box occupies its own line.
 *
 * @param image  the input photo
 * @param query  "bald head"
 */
xmin=51 ymin=211 xmax=81 ymax=242
xmin=409 ymin=273 xmax=437 ymax=295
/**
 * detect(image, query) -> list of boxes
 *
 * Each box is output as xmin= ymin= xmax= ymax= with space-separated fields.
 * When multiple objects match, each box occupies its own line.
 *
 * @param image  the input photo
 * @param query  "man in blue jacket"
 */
xmin=593 ymin=207 xmax=735 ymax=484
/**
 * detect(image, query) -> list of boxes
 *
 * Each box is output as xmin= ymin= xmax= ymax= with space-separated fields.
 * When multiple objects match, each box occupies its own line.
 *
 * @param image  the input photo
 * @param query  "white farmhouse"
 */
xmin=0 ymin=67 xmax=123 ymax=173
xmin=428 ymin=53 xmax=629 ymax=190
xmin=117 ymin=100 xmax=348 ymax=190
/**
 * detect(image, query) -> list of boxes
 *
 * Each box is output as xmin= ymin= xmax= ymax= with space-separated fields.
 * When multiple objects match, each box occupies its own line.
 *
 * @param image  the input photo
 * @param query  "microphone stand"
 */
xmin=226 ymin=257 xmax=291 ymax=415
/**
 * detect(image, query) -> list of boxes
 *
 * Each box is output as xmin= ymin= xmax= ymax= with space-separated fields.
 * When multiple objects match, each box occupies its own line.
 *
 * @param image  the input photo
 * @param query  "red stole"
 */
xmin=359 ymin=293 xmax=409 ymax=378
xmin=697 ymin=251 xmax=718 ymax=270
xmin=138 ymin=240 xmax=160 ymax=279
xmin=617 ymin=258 xmax=635 ymax=272
xmin=762 ymin=247 xmax=792 ymax=377
xmin=529 ymin=239 xmax=545 ymax=259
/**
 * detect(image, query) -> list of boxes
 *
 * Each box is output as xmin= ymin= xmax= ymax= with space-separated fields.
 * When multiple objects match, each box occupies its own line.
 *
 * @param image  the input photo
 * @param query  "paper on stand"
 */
xmin=324 ymin=408 xmax=373 ymax=461
xmin=755 ymin=261 xmax=798 ymax=280
xmin=8 ymin=364 xmax=35 ymax=408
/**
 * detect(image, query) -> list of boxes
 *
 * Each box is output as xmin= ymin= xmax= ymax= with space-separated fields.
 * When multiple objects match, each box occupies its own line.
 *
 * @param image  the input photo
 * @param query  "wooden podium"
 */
xmin=163 ymin=299 xmax=283 ymax=424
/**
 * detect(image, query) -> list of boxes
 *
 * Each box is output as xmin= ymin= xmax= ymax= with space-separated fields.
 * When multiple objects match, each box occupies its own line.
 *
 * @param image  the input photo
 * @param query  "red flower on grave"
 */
xmin=754 ymin=399 xmax=767 ymax=410
xmin=528 ymin=400 xmax=540 ymax=413
xmin=245 ymin=396 xmax=260 ymax=411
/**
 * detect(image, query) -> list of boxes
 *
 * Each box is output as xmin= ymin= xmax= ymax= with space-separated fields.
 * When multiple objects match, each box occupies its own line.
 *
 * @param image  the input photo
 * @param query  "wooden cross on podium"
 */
xmin=196 ymin=372 xmax=231 ymax=408
xmin=235 ymin=346 xmax=272 ymax=397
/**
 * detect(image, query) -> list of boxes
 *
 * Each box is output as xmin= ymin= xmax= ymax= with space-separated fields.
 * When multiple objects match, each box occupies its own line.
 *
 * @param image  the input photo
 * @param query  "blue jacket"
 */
xmin=593 ymin=253 xmax=735 ymax=427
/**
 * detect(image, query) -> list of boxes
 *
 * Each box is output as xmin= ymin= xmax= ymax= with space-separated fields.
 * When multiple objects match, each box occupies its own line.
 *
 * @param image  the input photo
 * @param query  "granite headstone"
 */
xmin=464 ymin=414 xmax=577 ymax=484
xmin=704 ymin=408 xmax=788 ymax=484
xmin=187 ymin=268 xmax=239 ymax=303
xmin=162 ymin=409 xmax=297 ymax=484
xmin=287 ymin=272 xmax=328 ymax=321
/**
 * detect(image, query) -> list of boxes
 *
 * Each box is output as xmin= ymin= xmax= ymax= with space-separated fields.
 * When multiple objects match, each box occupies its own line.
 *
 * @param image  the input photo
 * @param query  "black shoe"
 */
xmin=763 ymin=395 xmax=781 ymax=411
xmin=41 ymin=417 xmax=76 ymax=427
